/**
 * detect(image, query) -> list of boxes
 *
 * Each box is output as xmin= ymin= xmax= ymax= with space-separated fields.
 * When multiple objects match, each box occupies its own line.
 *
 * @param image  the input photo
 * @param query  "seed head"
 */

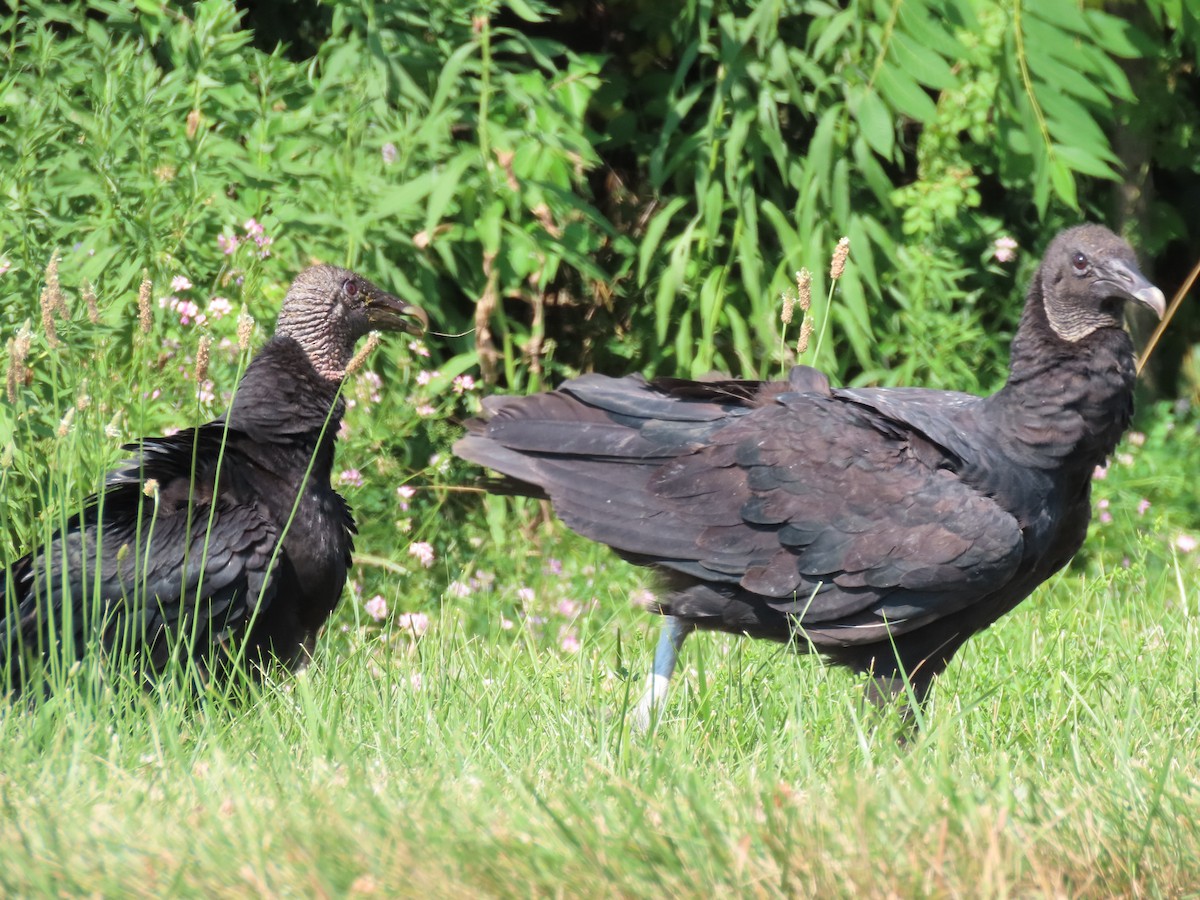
xmin=780 ymin=292 xmax=795 ymax=325
xmin=7 ymin=324 xmax=33 ymax=401
xmin=237 ymin=305 xmax=255 ymax=352
xmin=797 ymin=318 xmax=813 ymax=356
xmin=186 ymin=109 xmax=201 ymax=140
xmin=345 ymin=332 xmax=381 ymax=377
xmin=45 ymin=254 xmax=67 ymax=318
xmin=39 ymin=286 xmax=60 ymax=350
xmin=829 ymin=237 xmax=850 ymax=281
xmin=82 ymin=279 xmax=100 ymax=324
xmin=56 ymin=406 xmax=75 ymax=438
xmin=796 ymin=268 xmax=812 ymax=312
xmin=195 ymin=334 xmax=211 ymax=383
xmin=137 ymin=274 xmax=153 ymax=334
xmin=142 ymin=478 xmax=160 ymax=499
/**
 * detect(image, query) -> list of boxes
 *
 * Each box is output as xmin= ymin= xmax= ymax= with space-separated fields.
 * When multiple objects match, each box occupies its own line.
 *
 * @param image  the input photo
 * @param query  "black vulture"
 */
xmin=1 ymin=265 xmax=428 ymax=694
xmin=454 ymin=225 xmax=1165 ymax=724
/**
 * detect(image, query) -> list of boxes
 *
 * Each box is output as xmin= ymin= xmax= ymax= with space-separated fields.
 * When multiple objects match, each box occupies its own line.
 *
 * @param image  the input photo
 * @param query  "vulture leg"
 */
xmin=632 ymin=616 xmax=694 ymax=730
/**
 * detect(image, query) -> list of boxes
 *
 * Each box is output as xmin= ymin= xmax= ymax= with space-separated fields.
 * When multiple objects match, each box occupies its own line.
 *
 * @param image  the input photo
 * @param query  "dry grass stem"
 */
xmin=346 ymin=332 xmax=381 ymax=377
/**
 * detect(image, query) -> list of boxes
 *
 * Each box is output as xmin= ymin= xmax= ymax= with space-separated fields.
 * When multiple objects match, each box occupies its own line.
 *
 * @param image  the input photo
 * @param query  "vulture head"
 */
xmin=274 ymin=265 xmax=429 ymax=380
xmin=1040 ymin=224 xmax=1166 ymax=341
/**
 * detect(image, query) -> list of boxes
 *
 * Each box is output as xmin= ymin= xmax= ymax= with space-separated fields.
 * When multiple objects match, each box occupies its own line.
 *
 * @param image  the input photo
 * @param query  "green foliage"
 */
xmin=0 ymin=4 xmax=1200 ymax=890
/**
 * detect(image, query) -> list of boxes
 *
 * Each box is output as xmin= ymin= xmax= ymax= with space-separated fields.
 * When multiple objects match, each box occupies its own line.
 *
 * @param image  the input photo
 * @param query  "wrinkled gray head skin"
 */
xmin=274 ymin=265 xmax=428 ymax=380
xmin=1040 ymin=224 xmax=1166 ymax=342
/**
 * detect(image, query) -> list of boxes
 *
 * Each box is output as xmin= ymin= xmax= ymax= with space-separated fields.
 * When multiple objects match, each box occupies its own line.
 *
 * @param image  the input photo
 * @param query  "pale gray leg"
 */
xmin=632 ymin=617 xmax=694 ymax=731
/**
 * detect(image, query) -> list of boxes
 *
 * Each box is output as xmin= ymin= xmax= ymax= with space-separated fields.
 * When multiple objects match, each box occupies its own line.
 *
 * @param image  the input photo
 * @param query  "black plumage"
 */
xmin=455 ymin=225 xmax=1164 ymax=710
xmin=1 ymin=265 xmax=427 ymax=693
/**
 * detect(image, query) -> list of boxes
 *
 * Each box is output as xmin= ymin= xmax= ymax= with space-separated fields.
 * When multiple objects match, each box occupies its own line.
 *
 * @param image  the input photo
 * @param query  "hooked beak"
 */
xmin=1104 ymin=258 xmax=1166 ymax=319
xmin=365 ymin=289 xmax=429 ymax=336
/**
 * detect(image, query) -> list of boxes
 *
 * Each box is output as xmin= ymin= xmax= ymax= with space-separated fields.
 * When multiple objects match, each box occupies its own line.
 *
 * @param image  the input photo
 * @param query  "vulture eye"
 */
xmin=1071 ymin=252 xmax=1089 ymax=273
xmin=343 ymin=278 xmax=359 ymax=297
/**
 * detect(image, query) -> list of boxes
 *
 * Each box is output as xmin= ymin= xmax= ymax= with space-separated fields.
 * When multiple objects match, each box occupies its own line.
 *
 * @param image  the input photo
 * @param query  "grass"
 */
xmin=2 ymin=2 xmax=1199 ymax=894
xmin=1 ymin=525 xmax=1199 ymax=896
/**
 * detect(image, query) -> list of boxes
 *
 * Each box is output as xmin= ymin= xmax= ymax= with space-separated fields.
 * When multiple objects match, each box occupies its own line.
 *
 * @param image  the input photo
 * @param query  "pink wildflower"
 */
xmin=452 ymin=374 xmax=476 ymax=394
xmin=446 ymin=580 xmax=471 ymax=598
xmin=1175 ymin=534 xmax=1198 ymax=554
xmin=416 ymin=370 xmax=439 ymax=386
xmin=416 ymin=403 xmax=436 ymax=417
xmin=1137 ymin=498 xmax=1151 ymax=517
xmin=338 ymin=469 xmax=364 ymax=488
xmin=408 ymin=541 xmax=435 ymax=567
xmin=171 ymin=275 xmax=193 ymax=292
xmin=364 ymin=594 xmax=389 ymax=621
xmin=208 ymin=296 xmax=233 ymax=319
xmin=499 ymin=616 xmax=515 ymax=630
xmin=217 ymin=233 xmax=239 ymax=255
xmin=243 ymin=218 xmax=264 ymax=237
xmin=1128 ymin=431 xmax=1146 ymax=447
xmin=556 ymin=599 xmax=580 ymax=618
xmin=382 ymin=142 xmax=398 ymax=164
xmin=396 ymin=484 xmax=416 ymax=511
xmin=992 ymin=236 xmax=1018 ymax=264
xmin=397 ymin=612 xmax=430 ymax=637
xmin=1092 ymin=465 xmax=1108 ymax=481
xmin=409 ymin=340 xmax=431 ymax=358
xmin=0 ymin=258 xmax=10 ymax=275
xmin=516 ymin=587 xmax=535 ymax=603
xmin=558 ymin=627 xmax=581 ymax=653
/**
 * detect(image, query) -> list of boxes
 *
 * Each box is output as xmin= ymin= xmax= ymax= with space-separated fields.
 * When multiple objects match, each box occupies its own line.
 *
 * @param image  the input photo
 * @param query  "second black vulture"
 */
xmin=1 ymin=265 xmax=427 ymax=694
xmin=454 ymin=225 xmax=1164 ymax=723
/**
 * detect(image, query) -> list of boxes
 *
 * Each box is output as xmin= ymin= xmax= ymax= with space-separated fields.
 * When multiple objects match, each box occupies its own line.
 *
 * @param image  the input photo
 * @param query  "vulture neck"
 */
xmin=225 ymin=336 xmax=347 ymax=459
xmin=987 ymin=279 xmax=1136 ymax=472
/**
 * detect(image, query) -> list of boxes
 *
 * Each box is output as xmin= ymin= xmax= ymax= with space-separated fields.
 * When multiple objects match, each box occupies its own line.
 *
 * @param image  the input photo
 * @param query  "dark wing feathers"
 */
xmin=456 ymin=368 xmax=1025 ymax=637
xmin=2 ymin=467 xmax=282 ymax=674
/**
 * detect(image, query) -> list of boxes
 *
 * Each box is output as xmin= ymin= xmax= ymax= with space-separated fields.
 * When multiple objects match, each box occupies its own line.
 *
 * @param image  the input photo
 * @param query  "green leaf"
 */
xmin=1086 ymin=10 xmax=1152 ymax=58
xmin=875 ymin=65 xmax=937 ymax=122
xmin=855 ymin=87 xmax=894 ymax=158
xmin=1027 ymin=0 xmax=1092 ymax=37
xmin=503 ymin=0 xmax=547 ymax=24
xmin=637 ymin=198 xmax=689 ymax=285
xmin=1025 ymin=52 xmax=1111 ymax=106
xmin=424 ymin=152 xmax=477 ymax=235
xmin=888 ymin=32 xmax=958 ymax=90
xmin=655 ymin=217 xmax=699 ymax=344
xmin=1053 ymin=143 xmax=1119 ymax=181
xmin=1048 ymin=157 xmax=1078 ymax=209
xmin=804 ymin=104 xmax=842 ymax=200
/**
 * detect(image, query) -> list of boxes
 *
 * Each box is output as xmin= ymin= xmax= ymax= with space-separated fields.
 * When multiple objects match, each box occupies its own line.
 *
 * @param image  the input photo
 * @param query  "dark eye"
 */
xmin=344 ymin=278 xmax=359 ymax=297
xmin=1071 ymin=252 xmax=1089 ymax=273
